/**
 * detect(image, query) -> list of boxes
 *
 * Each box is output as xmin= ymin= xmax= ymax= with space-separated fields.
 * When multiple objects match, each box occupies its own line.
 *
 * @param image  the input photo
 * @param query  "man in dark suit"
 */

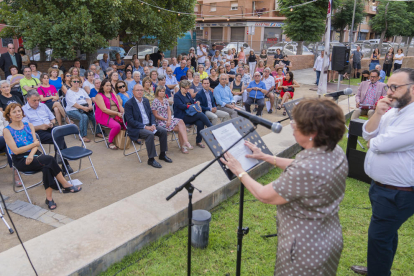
xmin=124 ymin=84 xmax=172 ymax=168
xmin=0 ymin=43 xmax=22 ymax=78
xmin=195 ymin=78 xmax=230 ymax=125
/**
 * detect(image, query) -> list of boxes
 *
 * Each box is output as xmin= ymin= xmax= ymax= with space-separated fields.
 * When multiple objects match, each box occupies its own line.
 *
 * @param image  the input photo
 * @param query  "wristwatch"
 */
xmin=238 ymin=172 xmax=248 ymax=180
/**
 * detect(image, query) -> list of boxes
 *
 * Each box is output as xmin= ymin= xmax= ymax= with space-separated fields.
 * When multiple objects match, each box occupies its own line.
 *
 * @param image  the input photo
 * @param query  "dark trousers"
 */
xmin=0 ymin=136 xmax=12 ymax=167
xmin=36 ymin=128 xmax=67 ymax=159
xmin=383 ymin=63 xmax=393 ymax=77
xmin=138 ymin=126 xmax=168 ymax=159
xmin=11 ymin=88 xmax=24 ymax=103
xmin=367 ymin=181 xmax=414 ymax=276
xmin=12 ymin=152 xmax=61 ymax=190
xmin=244 ymin=97 xmax=265 ymax=116
xmin=393 ymin=63 xmax=402 ymax=71
xmin=182 ymin=113 xmax=212 ymax=143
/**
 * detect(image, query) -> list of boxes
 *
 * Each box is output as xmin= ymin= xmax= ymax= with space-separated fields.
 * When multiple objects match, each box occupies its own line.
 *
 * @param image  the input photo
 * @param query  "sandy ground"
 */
xmin=0 ymin=78 xmax=356 ymax=252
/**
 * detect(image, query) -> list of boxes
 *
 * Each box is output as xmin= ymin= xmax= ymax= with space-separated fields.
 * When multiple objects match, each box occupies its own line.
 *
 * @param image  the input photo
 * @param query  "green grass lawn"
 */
xmin=101 ymin=135 xmax=413 ymax=276
xmin=336 ymin=74 xmax=390 ymax=87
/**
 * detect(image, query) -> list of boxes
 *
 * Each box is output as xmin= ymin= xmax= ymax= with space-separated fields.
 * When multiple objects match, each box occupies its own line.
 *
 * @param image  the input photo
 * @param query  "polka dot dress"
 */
xmin=272 ymin=145 xmax=348 ymax=276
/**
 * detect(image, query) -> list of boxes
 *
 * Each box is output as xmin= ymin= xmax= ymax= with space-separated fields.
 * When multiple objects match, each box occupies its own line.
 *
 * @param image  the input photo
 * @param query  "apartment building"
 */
xmin=195 ymin=0 xmax=286 ymax=51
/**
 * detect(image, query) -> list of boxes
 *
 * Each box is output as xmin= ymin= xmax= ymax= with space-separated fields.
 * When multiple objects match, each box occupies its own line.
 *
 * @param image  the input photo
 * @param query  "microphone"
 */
xmin=234 ymin=108 xmax=283 ymax=133
xmin=324 ymin=88 xmax=353 ymax=99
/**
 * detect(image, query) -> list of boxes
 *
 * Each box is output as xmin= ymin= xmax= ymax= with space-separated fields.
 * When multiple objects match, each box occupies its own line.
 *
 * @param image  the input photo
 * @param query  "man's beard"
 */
xmin=389 ymin=88 xmax=412 ymax=109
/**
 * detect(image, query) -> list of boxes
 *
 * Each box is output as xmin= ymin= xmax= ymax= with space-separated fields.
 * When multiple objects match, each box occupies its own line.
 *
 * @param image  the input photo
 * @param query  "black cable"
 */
xmin=0 ymin=192 xmax=38 ymax=276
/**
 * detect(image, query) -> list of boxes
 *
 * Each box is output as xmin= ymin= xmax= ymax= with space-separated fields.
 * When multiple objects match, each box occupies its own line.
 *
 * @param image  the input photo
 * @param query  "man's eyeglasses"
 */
xmin=66 ymin=75 xmax=71 ymax=77
xmin=72 ymin=81 xmax=80 ymax=83
xmin=117 ymin=85 xmax=126 ymax=89
xmin=385 ymin=83 xmax=414 ymax=92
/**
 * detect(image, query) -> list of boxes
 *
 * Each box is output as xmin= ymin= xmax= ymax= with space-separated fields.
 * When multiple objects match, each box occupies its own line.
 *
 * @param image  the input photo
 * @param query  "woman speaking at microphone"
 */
xmin=221 ymin=98 xmax=348 ymax=275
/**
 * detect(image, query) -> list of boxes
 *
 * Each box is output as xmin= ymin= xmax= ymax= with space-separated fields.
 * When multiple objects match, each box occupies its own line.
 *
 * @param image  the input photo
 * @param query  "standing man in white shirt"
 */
xmin=351 ymin=68 xmax=414 ymax=276
xmin=313 ymin=51 xmax=324 ymax=86
xmin=197 ymin=44 xmax=207 ymax=66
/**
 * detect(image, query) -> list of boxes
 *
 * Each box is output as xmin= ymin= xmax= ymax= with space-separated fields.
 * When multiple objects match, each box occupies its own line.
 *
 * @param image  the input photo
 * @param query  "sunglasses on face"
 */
xmin=72 ymin=81 xmax=80 ymax=83
xmin=117 ymin=85 xmax=126 ymax=89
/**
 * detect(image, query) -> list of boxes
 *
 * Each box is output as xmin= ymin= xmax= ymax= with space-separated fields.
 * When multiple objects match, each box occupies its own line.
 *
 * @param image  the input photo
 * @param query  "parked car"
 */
xmin=123 ymin=45 xmax=159 ymax=60
xmin=222 ymin=42 xmax=250 ymax=54
xmin=30 ymin=49 xmax=53 ymax=61
xmin=100 ymin=47 xmax=126 ymax=58
xmin=282 ymin=45 xmax=313 ymax=56
xmin=307 ymin=43 xmax=325 ymax=54
xmin=96 ymin=49 xmax=119 ymax=61
xmin=213 ymin=42 xmax=228 ymax=51
xmin=267 ymin=41 xmax=298 ymax=54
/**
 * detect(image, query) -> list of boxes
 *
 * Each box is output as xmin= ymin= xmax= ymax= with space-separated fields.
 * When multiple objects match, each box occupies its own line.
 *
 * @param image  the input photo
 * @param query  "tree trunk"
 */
xmin=297 ymin=41 xmax=303 ymax=55
xmin=39 ymin=47 xmax=46 ymax=61
xmin=406 ymin=36 xmax=413 ymax=56
xmin=378 ymin=3 xmax=389 ymax=59
xmin=339 ymin=30 xmax=344 ymax=43
xmin=85 ymin=52 xmax=98 ymax=69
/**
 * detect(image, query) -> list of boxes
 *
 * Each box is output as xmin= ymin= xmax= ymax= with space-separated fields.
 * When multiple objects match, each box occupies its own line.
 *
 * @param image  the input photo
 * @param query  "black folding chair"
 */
xmin=6 ymin=140 xmax=62 ymax=204
xmin=52 ymin=124 xmax=99 ymax=183
xmin=93 ymin=107 xmax=109 ymax=147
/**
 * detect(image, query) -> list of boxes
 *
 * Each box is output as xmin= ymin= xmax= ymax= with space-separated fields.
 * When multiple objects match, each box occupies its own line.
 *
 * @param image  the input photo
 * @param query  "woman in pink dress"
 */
xmin=37 ymin=73 xmax=70 ymax=126
xmin=151 ymin=86 xmax=192 ymax=154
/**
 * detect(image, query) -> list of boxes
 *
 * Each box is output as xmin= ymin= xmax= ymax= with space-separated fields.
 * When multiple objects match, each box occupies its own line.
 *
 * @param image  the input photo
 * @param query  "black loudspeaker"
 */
xmin=332 ymin=46 xmax=350 ymax=72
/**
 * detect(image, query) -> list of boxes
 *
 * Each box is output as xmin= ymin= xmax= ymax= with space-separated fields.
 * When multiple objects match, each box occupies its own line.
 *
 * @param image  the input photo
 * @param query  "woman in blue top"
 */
xmin=48 ymin=68 xmax=62 ymax=95
xmin=173 ymin=80 xmax=212 ymax=148
xmin=3 ymin=103 xmax=81 ymax=210
xmin=115 ymin=80 xmax=132 ymax=107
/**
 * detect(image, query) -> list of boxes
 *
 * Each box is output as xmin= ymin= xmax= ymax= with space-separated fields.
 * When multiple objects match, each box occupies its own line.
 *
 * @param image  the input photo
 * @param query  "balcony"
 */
xmin=365 ymin=5 xmax=377 ymax=15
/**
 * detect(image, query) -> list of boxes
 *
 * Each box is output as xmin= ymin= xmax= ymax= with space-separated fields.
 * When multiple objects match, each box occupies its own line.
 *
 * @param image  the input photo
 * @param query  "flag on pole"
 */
xmin=317 ymin=0 xmax=333 ymax=95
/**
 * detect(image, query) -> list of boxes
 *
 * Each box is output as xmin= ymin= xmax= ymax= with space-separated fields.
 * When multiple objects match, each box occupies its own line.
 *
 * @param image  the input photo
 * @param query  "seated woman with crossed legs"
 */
xmin=3 ymin=103 xmax=81 ymax=210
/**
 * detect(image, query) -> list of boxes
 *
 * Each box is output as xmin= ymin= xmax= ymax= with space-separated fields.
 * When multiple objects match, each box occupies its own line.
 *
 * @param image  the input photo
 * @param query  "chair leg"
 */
xmin=88 ymin=156 xmax=99 ymax=179
xmin=172 ymin=132 xmax=181 ymax=149
xmin=134 ymin=141 xmax=142 ymax=163
xmin=15 ymin=170 xmax=32 ymax=204
xmin=54 ymin=177 xmax=62 ymax=193
xmin=0 ymin=197 xmax=4 ymax=215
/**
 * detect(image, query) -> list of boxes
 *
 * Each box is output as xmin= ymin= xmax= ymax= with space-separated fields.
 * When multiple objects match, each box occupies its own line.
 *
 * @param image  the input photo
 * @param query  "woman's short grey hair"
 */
xmin=158 ymin=74 xmax=166 ymax=81
xmin=193 ymin=72 xmax=200 ymax=78
xmin=180 ymin=79 xmax=192 ymax=89
xmin=84 ymin=70 xmax=93 ymax=78
xmin=26 ymin=89 xmax=40 ymax=98
xmin=0 ymin=80 xmax=11 ymax=87
xmin=105 ymin=67 xmax=113 ymax=74
xmin=93 ymin=78 xmax=102 ymax=85
xmin=264 ymin=67 xmax=271 ymax=72
xmin=133 ymin=71 xmax=141 ymax=77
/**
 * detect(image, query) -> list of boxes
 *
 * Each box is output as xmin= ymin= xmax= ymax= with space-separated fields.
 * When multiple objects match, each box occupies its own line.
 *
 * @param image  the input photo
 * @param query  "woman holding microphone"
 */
xmin=221 ymin=98 xmax=348 ymax=275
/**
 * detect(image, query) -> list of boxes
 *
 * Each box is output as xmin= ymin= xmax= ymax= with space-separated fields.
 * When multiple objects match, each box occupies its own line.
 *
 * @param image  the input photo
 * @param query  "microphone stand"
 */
xmin=166 ymin=125 xmax=257 ymax=276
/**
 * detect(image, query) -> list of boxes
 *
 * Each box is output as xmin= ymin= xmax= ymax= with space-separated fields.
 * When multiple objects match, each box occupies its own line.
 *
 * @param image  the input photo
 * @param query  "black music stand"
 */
xmin=201 ymin=117 xmax=272 ymax=276
xmin=283 ymin=97 xmax=303 ymax=120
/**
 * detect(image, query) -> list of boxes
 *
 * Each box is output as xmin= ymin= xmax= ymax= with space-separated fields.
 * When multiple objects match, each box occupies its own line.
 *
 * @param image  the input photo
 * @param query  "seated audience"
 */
xmin=3 ymin=103 xmax=81 ymax=210
xmin=95 ymin=79 xmax=124 ymax=150
xmin=230 ymin=73 xmax=245 ymax=104
xmin=142 ymin=54 xmax=151 ymax=67
xmin=186 ymin=70 xmax=194 ymax=83
xmin=20 ymin=67 xmax=40 ymax=97
xmin=73 ymin=59 xmax=86 ymax=76
xmin=165 ymin=67 xmax=179 ymax=94
xmin=173 ymin=80 xmax=212 ymax=148
xmin=156 ymin=75 xmax=172 ymax=99
xmin=0 ymin=110 xmax=18 ymax=184
xmin=125 ymin=84 xmax=172 ymax=168
xmin=375 ymin=64 xmax=386 ymax=83
xmin=245 ymin=72 xmax=267 ymax=116
xmin=115 ymin=80 xmax=132 ymax=108
xmin=197 ymin=64 xmax=208 ymax=80
xmin=109 ymin=71 xmax=120 ymax=92
xmin=351 ymin=69 xmax=387 ymax=120
xmin=208 ymin=68 xmax=219 ymax=91
xmin=114 ymin=53 xmax=125 ymax=78
xmin=65 ymin=76 xmax=102 ymax=142
xmin=0 ymin=80 xmax=23 ymax=112
xmin=69 ymin=66 xmax=84 ymax=83
xmin=83 ymin=70 xmax=95 ymax=94
xmin=128 ymin=71 xmax=142 ymax=94
xmin=151 ymin=86 xmax=192 ymax=154
xmin=99 ymin=53 xmax=110 ymax=75
xmin=173 ymin=60 xmax=188 ymax=81
xmin=48 ymin=67 xmax=62 ymax=96
xmin=190 ymin=73 xmax=203 ymax=96
xmin=29 ymin=62 xmax=42 ymax=79
xmin=37 ymin=73 xmax=69 ymax=126
xmin=132 ymin=59 xmax=144 ymax=76
xmin=22 ymin=89 xmax=73 ymax=172
xmin=124 ymin=69 xmax=134 ymax=86
xmin=196 ymin=78 xmax=230 ymax=125
xmin=360 ymin=70 xmax=370 ymax=82
xmin=7 ymin=65 xmax=24 ymax=102
xmin=89 ymin=78 xmax=101 ymax=103
xmin=213 ymin=74 xmax=238 ymax=119
xmin=225 ymin=63 xmax=236 ymax=83
xmin=204 ymin=60 xmax=211 ymax=75
xmin=273 ymin=67 xmax=285 ymax=93
xmin=157 ymin=60 xmax=169 ymax=77
xmin=278 ymin=72 xmax=300 ymax=116
xmin=150 ymin=70 xmax=158 ymax=90
xmin=169 ymin=57 xmax=179 ymax=72
xmin=142 ymin=76 xmax=155 ymax=105
xmin=261 ymin=68 xmax=276 ymax=113
xmin=89 ymin=63 xmax=101 ymax=79
xmin=61 ymin=72 xmax=72 ymax=95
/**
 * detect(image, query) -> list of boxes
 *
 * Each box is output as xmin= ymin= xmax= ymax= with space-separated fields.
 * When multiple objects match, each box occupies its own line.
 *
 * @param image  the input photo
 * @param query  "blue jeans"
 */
xmin=316 ymin=70 xmax=321 ymax=85
xmin=66 ymin=110 xmax=101 ymax=137
xmin=367 ymin=181 xmax=414 ymax=276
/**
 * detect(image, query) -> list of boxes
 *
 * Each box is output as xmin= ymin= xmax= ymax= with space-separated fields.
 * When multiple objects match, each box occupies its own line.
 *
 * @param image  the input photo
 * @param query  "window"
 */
xmin=196 ymin=27 xmax=203 ymax=38
xmin=231 ymin=2 xmax=238 ymax=10
xmin=1 ymin=38 xmax=13 ymax=48
xmin=194 ymin=5 xmax=198 ymax=12
xmin=210 ymin=4 xmax=216 ymax=12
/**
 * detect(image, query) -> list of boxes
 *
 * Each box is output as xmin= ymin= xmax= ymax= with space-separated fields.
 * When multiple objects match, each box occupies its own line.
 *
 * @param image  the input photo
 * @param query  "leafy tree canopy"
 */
xmin=369 ymin=0 xmax=409 ymax=38
xmin=332 ymin=0 xmax=365 ymax=42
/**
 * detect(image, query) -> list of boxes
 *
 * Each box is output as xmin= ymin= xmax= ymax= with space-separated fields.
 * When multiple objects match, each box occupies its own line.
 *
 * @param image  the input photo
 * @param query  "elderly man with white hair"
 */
xmin=157 ymin=59 xmax=169 ymax=77
xmin=169 ymin=57 xmax=179 ymax=72
xmin=133 ymin=59 xmax=144 ymax=76
xmin=128 ymin=71 xmax=142 ymax=94
xmin=261 ymin=67 xmax=276 ymax=114
xmin=213 ymin=73 xmax=238 ymax=119
xmin=376 ymin=64 xmax=386 ymax=83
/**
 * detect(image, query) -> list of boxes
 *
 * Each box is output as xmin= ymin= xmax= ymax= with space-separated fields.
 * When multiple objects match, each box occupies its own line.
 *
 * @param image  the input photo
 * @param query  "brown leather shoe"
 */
xmin=351 ymin=265 xmax=367 ymax=275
